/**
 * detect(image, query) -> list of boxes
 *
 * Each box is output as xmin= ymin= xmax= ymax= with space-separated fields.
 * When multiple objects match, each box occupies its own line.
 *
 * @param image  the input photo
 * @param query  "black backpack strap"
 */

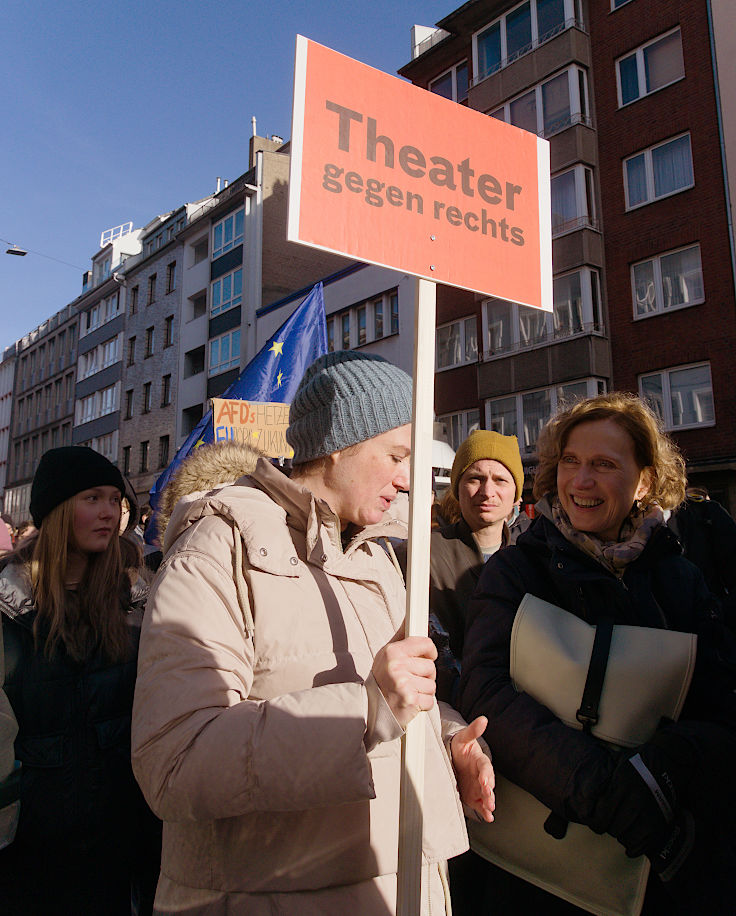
xmin=576 ymin=619 xmax=614 ymax=732
xmin=545 ymin=619 xmax=615 ymax=841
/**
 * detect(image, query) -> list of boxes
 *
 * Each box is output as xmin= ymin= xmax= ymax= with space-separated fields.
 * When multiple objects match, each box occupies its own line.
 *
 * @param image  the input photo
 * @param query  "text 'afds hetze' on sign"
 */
xmin=321 ymin=102 xmax=525 ymax=246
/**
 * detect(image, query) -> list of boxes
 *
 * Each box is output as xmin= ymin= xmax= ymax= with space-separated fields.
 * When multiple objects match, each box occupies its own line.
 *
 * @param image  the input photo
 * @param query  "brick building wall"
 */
xmin=589 ymin=0 xmax=736 ymax=491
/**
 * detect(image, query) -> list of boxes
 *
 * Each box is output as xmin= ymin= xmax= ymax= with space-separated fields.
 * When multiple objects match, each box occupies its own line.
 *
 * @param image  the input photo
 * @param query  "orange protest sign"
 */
xmin=212 ymin=399 xmax=293 ymax=459
xmin=289 ymin=36 xmax=552 ymax=311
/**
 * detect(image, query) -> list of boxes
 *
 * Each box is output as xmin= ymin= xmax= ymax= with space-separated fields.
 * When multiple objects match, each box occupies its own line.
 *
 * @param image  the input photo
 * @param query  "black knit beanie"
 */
xmin=30 ymin=446 xmax=125 ymax=527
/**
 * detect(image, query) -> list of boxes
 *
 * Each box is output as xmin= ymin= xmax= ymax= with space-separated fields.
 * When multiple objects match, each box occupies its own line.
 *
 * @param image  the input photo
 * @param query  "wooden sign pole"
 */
xmin=396 ymin=276 xmax=437 ymax=916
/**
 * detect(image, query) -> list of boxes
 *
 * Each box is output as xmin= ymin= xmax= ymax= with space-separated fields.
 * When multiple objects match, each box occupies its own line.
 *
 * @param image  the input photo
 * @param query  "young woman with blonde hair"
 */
xmin=0 ymin=446 xmax=159 ymax=915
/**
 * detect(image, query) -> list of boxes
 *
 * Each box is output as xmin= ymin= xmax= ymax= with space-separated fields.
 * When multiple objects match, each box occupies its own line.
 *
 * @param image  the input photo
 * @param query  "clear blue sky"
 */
xmin=1 ymin=0 xmax=454 ymax=354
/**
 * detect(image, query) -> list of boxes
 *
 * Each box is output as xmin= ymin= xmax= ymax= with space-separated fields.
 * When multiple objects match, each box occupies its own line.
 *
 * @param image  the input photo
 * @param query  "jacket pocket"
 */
xmin=15 ymin=733 xmax=65 ymax=768
xmin=94 ymin=715 xmax=131 ymax=751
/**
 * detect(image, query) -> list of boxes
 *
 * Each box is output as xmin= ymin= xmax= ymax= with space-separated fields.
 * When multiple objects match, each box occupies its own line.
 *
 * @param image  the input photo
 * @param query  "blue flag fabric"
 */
xmin=146 ymin=282 xmax=327 ymax=542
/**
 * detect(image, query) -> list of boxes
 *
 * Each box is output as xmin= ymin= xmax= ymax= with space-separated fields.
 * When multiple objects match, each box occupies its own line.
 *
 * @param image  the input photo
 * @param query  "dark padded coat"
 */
xmin=458 ymin=514 xmax=736 ymax=826
xmin=0 ymin=562 xmax=160 ymax=915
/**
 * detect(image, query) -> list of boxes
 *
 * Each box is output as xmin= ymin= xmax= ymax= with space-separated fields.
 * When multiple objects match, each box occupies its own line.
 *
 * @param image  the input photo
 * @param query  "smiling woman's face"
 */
xmin=556 ymin=418 xmax=651 ymax=541
xmin=72 ymin=486 xmax=121 ymax=555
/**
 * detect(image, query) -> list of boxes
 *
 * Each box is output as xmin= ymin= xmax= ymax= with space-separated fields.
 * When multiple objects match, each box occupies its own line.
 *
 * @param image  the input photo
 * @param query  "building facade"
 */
xmin=400 ymin=0 xmax=736 ymax=508
xmin=117 ymin=207 xmax=191 ymax=504
xmin=175 ymin=135 xmax=351 ymax=447
xmin=0 ymin=345 xmax=17 ymax=515
xmin=3 ymin=304 xmax=79 ymax=524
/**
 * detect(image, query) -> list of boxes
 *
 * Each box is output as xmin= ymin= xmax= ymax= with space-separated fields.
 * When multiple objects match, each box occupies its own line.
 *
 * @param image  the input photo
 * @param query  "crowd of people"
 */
xmin=0 ymin=349 xmax=734 ymax=915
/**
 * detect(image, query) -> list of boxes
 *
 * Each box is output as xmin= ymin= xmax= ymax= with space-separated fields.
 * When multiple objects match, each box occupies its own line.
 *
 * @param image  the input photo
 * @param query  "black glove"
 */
xmin=591 ymin=728 xmax=696 ymax=878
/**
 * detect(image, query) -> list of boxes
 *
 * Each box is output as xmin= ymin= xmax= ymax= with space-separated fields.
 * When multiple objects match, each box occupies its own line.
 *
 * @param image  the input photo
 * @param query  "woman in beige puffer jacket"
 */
xmin=132 ymin=352 xmax=495 ymax=915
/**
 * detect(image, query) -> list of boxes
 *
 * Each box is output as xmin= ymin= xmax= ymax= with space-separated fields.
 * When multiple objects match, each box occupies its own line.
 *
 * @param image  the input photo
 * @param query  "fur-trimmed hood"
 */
xmin=156 ymin=441 xmax=263 ymax=543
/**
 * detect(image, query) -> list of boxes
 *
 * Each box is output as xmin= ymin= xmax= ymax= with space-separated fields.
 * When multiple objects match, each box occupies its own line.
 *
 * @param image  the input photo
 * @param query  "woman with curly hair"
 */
xmin=459 ymin=392 xmax=736 ymax=914
xmin=0 ymin=446 xmax=159 ymax=915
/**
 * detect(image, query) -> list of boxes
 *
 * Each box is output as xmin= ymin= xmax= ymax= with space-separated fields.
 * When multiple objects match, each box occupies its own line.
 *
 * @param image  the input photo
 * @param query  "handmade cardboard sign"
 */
xmin=212 ymin=398 xmax=293 ymax=459
xmin=289 ymin=35 xmax=552 ymax=311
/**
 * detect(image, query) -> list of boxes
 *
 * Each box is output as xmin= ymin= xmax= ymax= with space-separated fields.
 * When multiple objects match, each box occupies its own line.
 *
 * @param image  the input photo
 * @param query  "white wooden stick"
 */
xmin=396 ymin=277 xmax=437 ymax=916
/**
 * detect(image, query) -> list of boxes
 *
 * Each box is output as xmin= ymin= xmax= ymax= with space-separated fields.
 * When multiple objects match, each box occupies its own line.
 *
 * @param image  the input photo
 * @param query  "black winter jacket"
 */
xmin=0 ymin=561 xmax=160 ymax=915
xmin=458 ymin=514 xmax=736 ymax=827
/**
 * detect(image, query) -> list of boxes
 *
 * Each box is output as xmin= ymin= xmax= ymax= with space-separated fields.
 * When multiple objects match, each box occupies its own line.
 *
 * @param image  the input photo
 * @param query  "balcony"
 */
xmin=485 ymin=319 xmax=604 ymax=362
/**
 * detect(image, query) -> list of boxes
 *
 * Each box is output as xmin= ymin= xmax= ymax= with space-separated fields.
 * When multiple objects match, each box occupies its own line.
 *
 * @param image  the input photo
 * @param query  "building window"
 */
xmin=78 ymin=394 xmax=95 ymax=425
xmin=612 ymin=0 xmax=633 ymax=7
xmin=551 ymin=165 xmax=596 ymax=235
xmin=125 ymin=388 xmax=134 ymax=420
xmin=184 ymin=346 xmax=205 ymax=378
xmin=189 ymin=293 xmax=207 ymax=321
xmin=102 ymin=291 xmax=120 ymax=323
xmin=158 ymin=435 xmax=170 ymax=469
xmin=79 ymin=349 xmax=99 ymax=380
xmin=617 ymin=28 xmax=684 ymax=107
xmin=77 ymin=384 xmax=119 ymax=425
xmin=430 ymin=61 xmax=469 ymax=103
xmin=212 ymin=208 xmax=245 ymax=259
xmin=84 ymin=303 xmax=101 ymax=336
xmin=193 ymin=237 xmax=208 ymax=264
xmin=99 ymin=384 xmax=117 ymax=416
xmin=640 ymin=363 xmax=714 ymax=430
xmin=484 ymin=268 xmax=602 ymax=357
xmin=161 ymin=374 xmax=172 ymax=406
xmin=164 ymin=315 xmax=174 ymax=347
xmin=78 ymin=335 xmax=121 ymax=380
xmin=326 ymin=290 xmax=399 ymax=352
xmin=436 ymin=317 xmax=478 ymax=370
xmin=147 ymin=274 xmax=157 ymax=305
xmin=182 ymin=403 xmax=204 ymax=436
xmin=487 ymin=379 xmax=603 ymax=454
xmin=140 ymin=440 xmax=149 ymax=474
xmin=93 ymin=432 xmax=116 ymax=463
xmin=127 ymin=336 xmax=136 ymax=366
xmin=209 ymin=330 xmax=240 ymax=376
xmin=390 ymin=292 xmax=399 ymax=334
xmin=374 ymin=298 xmax=384 ymax=339
xmin=474 ymin=0 xmax=573 ymax=84
xmin=210 ymin=268 xmax=242 ymax=317
xmin=142 ymin=382 xmax=152 ymax=414
xmin=129 ymin=285 xmax=139 ymax=314
xmin=438 ymin=409 xmax=480 ymax=450
xmin=123 ymin=446 xmax=131 ymax=475
xmin=491 ymin=65 xmax=588 ymax=138
xmin=145 ymin=326 xmax=154 ymax=358
xmin=624 ymin=133 xmax=694 ymax=209
xmin=101 ymin=335 xmax=120 ymax=368
xmin=632 ymin=244 xmax=704 ymax=318
xmin=166 ymin=261 xmax=177 ymax=293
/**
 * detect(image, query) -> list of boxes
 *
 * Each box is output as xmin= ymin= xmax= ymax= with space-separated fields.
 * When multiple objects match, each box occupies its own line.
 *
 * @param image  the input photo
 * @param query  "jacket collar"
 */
xmin=250 ymin=458 xmax=407 ymax=572
xmin=440 ymin=516 xmax=510 ymax=557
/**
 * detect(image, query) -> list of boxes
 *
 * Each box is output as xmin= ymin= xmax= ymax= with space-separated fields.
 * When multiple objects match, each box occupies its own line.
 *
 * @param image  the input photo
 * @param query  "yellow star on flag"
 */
xmin=276 ymin=371 xmax=283 ymax=388
xmin=269 ymin=341 xmax=284 ymax=357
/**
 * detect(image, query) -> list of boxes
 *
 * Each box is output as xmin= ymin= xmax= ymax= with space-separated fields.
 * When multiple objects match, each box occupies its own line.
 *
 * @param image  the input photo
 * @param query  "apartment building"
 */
xmin=588 ymin=0 xmax=736 ymax=506
xmin=0 ymin=345 xmax=17 ymax=515
xmin=71 ymin=224 xmax=143 ymax=465
xmin=117 ymin=206 xmax=199 ymax=503
xmin=400 ymin=0 xmax=736 ymax=507
xmin=175 ymin=135 xmax=351 ymax=445
xmin=3 ymin=305 xmax=79 ymax=524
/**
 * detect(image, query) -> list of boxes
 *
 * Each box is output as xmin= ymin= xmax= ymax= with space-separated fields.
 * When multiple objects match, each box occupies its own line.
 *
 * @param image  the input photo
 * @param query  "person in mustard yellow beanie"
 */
xmin=430 ymin=430 xmax=524 ymax=676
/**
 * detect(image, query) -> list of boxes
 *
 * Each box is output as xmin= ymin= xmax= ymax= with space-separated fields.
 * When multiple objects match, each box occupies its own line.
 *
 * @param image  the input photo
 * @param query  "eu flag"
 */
xmin=147 ymin=282 xmax=327 ymax=537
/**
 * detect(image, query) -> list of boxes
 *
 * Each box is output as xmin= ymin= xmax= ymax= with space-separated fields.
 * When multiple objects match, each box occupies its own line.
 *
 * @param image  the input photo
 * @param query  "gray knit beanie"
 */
xmin=287 ymin=351 xmax=413 ymax=465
